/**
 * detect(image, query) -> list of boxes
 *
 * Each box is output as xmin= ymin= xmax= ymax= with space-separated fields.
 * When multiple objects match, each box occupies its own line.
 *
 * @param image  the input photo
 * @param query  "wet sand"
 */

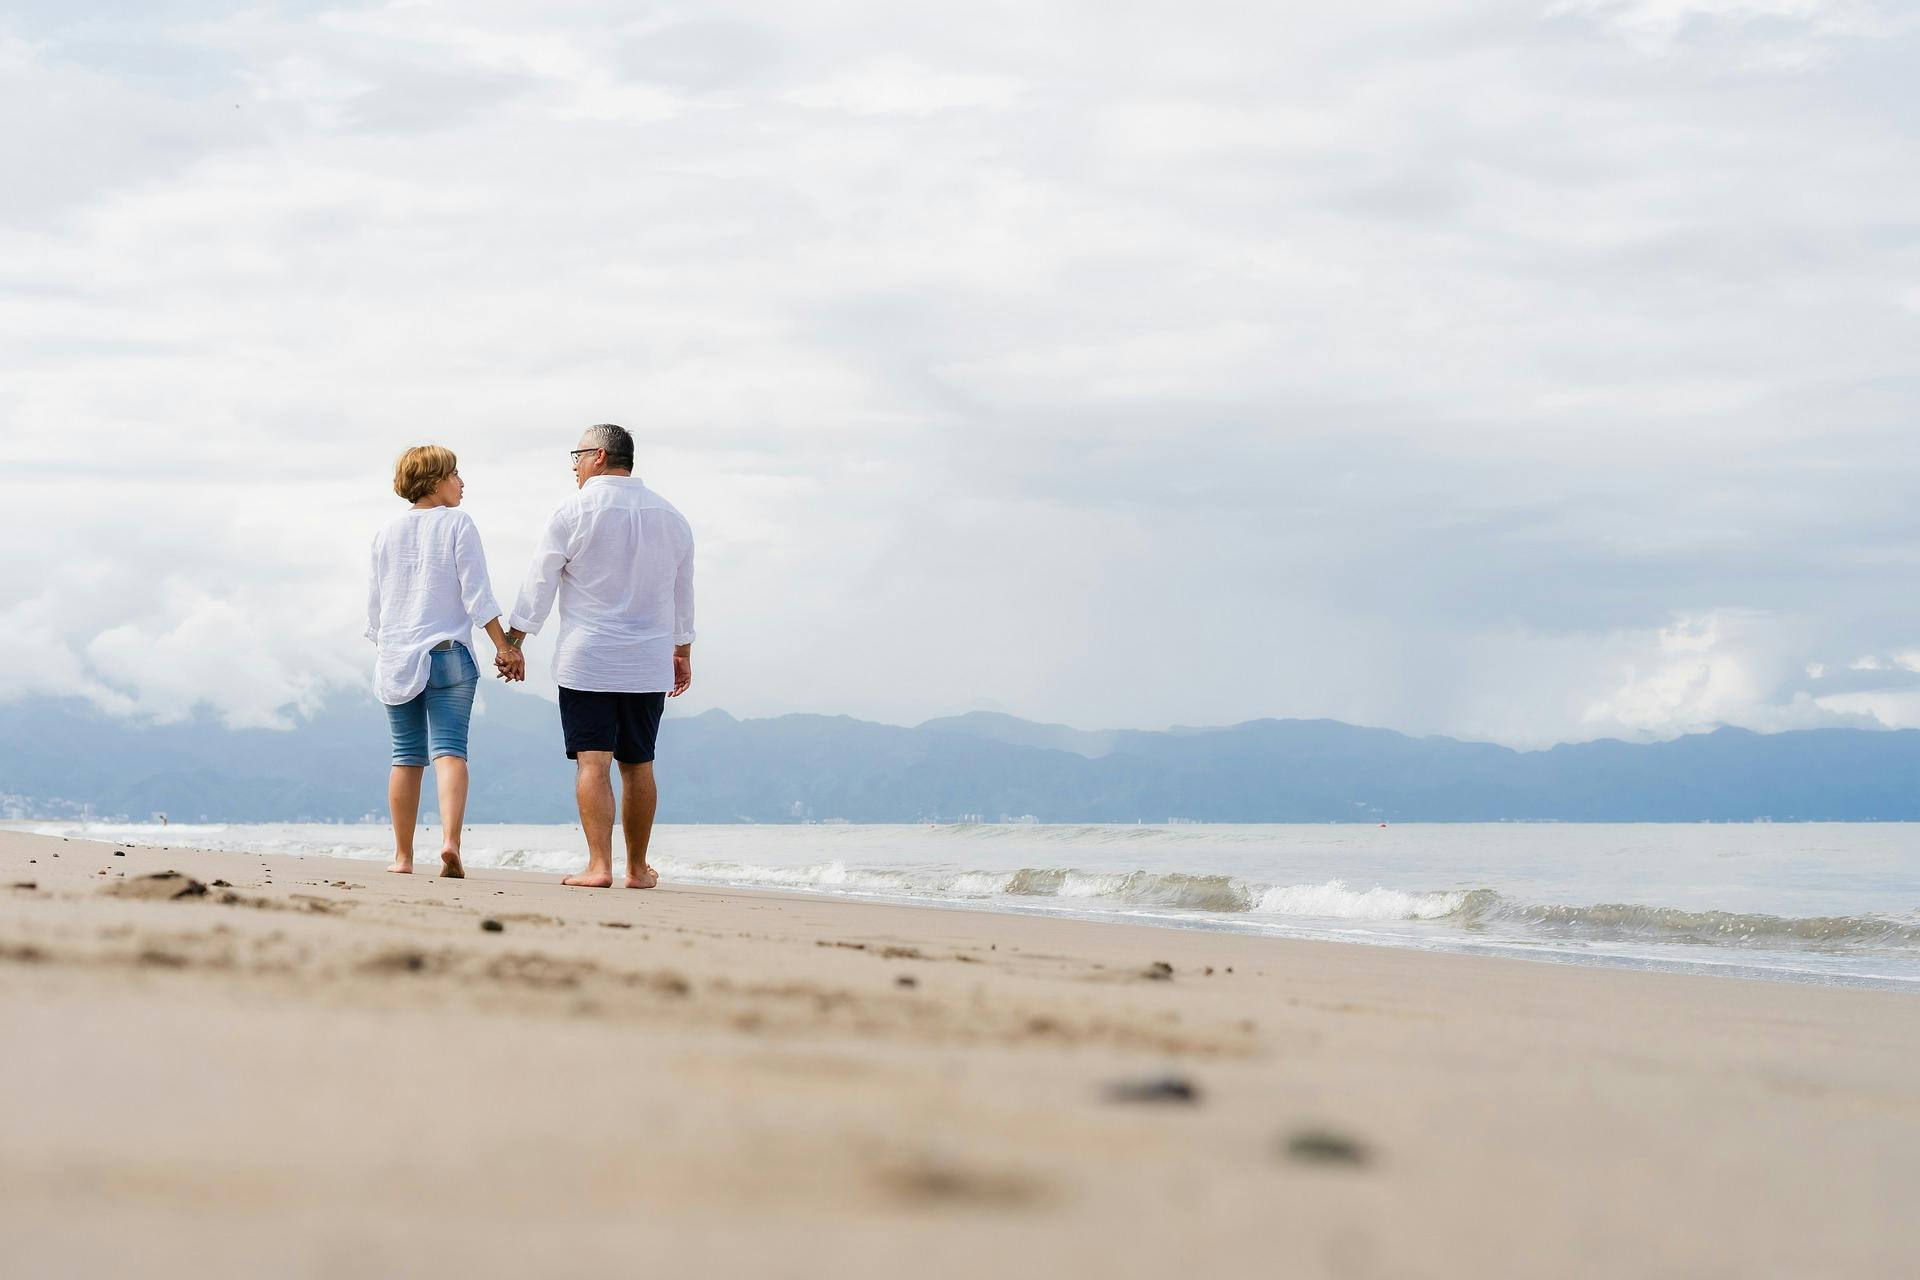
xmin=2 ymin=826 xmax=1917 ymax=1277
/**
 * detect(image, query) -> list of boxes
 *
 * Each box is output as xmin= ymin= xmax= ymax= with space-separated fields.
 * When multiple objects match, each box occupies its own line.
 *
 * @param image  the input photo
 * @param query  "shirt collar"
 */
xmin=584 ymin=473 xmax=643 ymax=488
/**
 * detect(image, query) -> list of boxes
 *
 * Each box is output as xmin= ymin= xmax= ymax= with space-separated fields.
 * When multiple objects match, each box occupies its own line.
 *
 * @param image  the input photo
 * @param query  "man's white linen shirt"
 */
xmin=364 ymin=507 xmax=503 ymax=706
xmin=508 ymin=475 xmax=695 ymax=694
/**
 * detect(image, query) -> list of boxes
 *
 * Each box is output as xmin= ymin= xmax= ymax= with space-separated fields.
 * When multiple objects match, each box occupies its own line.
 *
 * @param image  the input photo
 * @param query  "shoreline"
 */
xmin=4 ymin=827 xmax=1919 ymax=1276
xmin=9 ymin=819 xmax=1915 ymax=992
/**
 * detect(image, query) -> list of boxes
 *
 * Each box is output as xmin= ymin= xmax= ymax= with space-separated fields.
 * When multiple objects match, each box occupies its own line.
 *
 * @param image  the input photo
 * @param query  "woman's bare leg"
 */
xmin=388 ymin=765 xmax=425 ymax=873
xmin=433 ymin=755 xmax=468 ymax=878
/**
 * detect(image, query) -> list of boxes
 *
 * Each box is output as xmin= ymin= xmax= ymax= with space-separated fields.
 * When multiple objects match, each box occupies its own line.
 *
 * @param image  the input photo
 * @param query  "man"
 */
xmin=504 ymin=424 xmax=694 ymax=889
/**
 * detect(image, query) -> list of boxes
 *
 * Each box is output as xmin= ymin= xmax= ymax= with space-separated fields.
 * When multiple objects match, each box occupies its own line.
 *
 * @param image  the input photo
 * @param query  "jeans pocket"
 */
xmin=427 ymin=645 xmax=463 ymax=689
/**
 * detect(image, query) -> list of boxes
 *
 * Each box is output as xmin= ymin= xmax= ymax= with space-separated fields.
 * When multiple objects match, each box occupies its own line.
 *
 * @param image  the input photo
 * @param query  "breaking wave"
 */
xmin=645 ymin=860 xmax=1466 ymax=920
xmin=647 ymin=859 xmax=1920 ymax=953
xmin=1452 ymin=892 xmax=1920 ymax=949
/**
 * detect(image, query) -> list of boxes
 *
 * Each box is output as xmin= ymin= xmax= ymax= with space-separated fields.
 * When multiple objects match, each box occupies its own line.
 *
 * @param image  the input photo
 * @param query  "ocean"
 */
xmin=14 ymin=820 xmax=1920 ymax=990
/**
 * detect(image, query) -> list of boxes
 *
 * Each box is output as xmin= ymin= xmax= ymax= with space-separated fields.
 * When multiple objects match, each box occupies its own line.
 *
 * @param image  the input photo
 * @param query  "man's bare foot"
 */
xmin=563 ymin=870 xmax=614 ymax=888
xmin=387 ymin=859 xmax=413 ymax=875
xmin=440 ymin=850 xmax=464 ymax=879
xmin=625 ymin=866 xmax=659 ymax=889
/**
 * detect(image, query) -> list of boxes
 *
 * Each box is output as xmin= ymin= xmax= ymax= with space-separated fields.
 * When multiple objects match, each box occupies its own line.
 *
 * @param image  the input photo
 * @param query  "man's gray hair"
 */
xmin=583 ymin=423 xmax=634 ymax=472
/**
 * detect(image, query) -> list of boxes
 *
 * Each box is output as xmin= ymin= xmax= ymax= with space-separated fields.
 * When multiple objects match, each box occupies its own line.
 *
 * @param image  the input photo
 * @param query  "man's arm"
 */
xmin=506 ymin=507 xmax=572 ymax=642
xmin=669 ymin=538 xmax=694 ymax=697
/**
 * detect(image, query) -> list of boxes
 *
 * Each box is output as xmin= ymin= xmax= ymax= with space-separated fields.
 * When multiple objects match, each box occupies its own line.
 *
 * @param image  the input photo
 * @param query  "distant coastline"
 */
xmin=8 ymin=694 xmax=1920 ymax=824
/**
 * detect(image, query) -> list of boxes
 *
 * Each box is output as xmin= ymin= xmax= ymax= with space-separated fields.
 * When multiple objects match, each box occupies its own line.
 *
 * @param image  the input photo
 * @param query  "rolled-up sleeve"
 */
xmin=364 ymin=537 xmax=383 ymax=643
xmin=672 ymin=538 xmax=696 ymax=646
xmin=509 ymin=507 xmax=572 ymax=635
xmin=452 ymin=515 xmax=502 ymax=628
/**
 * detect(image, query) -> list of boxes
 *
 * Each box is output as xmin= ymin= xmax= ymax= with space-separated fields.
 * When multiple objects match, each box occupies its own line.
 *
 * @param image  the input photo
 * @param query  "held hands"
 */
xmin=495 ymin=642 xmax=526 ymax=683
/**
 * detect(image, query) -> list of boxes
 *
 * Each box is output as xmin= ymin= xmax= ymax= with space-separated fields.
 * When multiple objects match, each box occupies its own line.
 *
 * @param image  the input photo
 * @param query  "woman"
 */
xmin=365 ymin=445 xmax=524 ymax=877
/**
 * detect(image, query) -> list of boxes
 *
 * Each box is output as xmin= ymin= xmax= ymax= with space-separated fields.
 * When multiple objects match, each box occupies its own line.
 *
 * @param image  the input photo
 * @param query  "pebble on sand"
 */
xmin=1103 ymin=1075 xmax=1200 ymax=1105
xmin=896 ymin=974 xmax=918 ymax=988
xmin=481 ymin=919 xmax=505 ymax=933
xmin=1283 ymin=1129 xmax=1371 ymax=1167
xmin=1141 ymin=961 xmax=1175 ymax=980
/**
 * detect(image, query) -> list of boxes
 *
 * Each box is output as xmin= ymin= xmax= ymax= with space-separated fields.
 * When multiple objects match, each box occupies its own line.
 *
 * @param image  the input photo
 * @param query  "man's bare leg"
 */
xmin=432 ymin=755 xmax=468 ymax=878
xmin=564 ymin=751 xmax=616 ymax=887
xmin=387 ymin=765 xmax=424 ymax=873
xmin=619 ymin=760 xmax=659 ymax=888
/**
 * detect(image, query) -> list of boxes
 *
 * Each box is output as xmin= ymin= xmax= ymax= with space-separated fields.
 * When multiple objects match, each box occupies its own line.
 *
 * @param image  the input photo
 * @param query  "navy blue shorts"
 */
xmin=558 ymin=688 xmax=666 ymax=764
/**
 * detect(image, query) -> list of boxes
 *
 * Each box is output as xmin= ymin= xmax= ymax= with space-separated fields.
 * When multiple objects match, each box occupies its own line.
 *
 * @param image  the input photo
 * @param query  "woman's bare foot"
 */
xmin=387 ymin=859 xmax=413 ymax=875
xmin=625 ymin=866 xmax=659 ymax=889
xmin=439 ymin=849 xmax=464 ymax=879
xmin=563 ymin=868 xmax=614 ymax=888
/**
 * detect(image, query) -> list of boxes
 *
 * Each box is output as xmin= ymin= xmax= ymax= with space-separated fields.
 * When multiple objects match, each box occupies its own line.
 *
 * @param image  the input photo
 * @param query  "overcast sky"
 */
xmin=2 ymin=0 xmax=1917 ymax=747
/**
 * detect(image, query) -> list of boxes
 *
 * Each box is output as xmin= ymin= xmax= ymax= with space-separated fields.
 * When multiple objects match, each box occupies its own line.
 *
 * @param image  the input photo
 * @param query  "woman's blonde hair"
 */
xmin=394 ymin=445 xmax=457 ymax=502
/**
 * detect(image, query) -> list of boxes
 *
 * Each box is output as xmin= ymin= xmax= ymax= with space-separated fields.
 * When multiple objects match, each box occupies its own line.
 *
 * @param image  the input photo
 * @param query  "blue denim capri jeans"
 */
xmin=387 ymin=643 xmax=479 ymax=766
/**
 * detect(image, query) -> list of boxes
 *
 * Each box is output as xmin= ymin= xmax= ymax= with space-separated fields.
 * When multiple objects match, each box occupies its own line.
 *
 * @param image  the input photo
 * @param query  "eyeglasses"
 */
xmin=569 ymin=448 xmax=602 ymax=464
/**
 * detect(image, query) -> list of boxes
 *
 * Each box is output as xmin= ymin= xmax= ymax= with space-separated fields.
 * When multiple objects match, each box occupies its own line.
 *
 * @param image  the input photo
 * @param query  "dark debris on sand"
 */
xmin=1282 ymin=1129 xmax=1372 ymax=1167
xmin=1103 ymin=1075 xmax=1200 ymax=1105
xmin=1141 ymin=961 xmax=1175 ymax=980
xmin=107 ymin=872 xmax=207 ymax=902
xmin=878 ymin=1163 xmax=1047 ymax=1208
xmin=363 ymin=949 xmax=431 ymax=975
xmin=481 ymin=919 xmax=505 ymax=933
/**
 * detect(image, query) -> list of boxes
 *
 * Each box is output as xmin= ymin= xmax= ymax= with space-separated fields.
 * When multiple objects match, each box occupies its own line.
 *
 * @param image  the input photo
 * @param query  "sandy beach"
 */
xmin=2 ymin=827 xmax=1916 ymax=1278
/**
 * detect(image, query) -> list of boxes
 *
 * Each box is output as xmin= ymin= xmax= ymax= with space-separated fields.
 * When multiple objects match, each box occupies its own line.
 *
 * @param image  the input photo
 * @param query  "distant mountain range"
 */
xmin=3 ymin=693 xmax=1919 ymax=824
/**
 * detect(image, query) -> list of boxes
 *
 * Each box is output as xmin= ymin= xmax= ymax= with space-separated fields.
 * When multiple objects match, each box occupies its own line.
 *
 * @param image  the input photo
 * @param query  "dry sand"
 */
xmin=2 ymin=826 xmax=1917 ymax=1278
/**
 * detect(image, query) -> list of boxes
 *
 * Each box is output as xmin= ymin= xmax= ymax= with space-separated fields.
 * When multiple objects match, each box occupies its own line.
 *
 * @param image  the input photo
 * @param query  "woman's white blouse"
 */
xmin=365 ymin=508 xmax=502 ymax=706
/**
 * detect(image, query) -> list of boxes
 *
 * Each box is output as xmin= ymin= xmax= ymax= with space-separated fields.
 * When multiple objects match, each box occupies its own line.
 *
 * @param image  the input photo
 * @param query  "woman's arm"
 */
xmin=452 ymin=517 xmax=521 ymax=681
xmin=365 ymin=537 xmax=383 ymax=644
xmin=481 ymin=615 xmax=523 ymax=681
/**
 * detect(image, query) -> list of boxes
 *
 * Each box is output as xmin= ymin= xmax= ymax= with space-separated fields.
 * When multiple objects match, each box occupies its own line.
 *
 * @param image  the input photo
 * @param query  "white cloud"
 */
xmin=1813 ymin=690 xmax=1920 ymax=729
xmin=785 ymin=55 xmax=1021 ymax=115
xmin=1581 ymin=613 xmax=1780 ymax=738
xmin=1551 ymin=0 xmax=1896 ymax=60
xmin=85 ymin=584 xmax=358 ymax=729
